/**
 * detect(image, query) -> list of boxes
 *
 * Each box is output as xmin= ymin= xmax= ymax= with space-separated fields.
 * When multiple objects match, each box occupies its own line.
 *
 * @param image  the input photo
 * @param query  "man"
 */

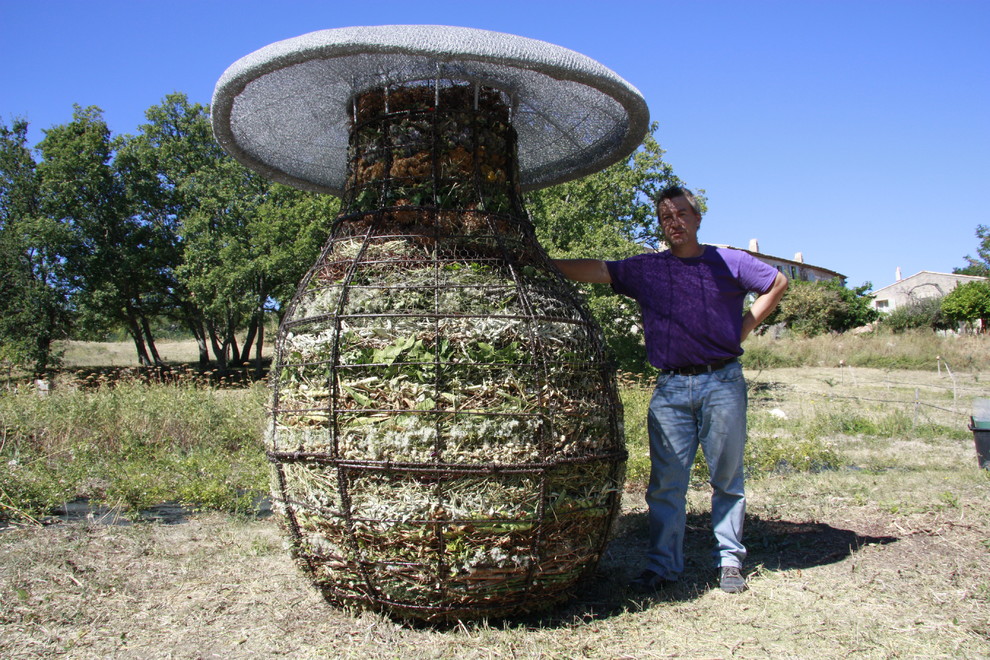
xmin=553 ymin=186 xmax=788 ymax=593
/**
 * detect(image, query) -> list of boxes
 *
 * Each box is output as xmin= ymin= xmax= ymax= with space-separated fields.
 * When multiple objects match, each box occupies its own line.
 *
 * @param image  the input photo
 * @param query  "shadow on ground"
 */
xmin=520 ymin=507 xmax=898 ymax=628
xmin=23 ymin=496 xmax=274 ymax=529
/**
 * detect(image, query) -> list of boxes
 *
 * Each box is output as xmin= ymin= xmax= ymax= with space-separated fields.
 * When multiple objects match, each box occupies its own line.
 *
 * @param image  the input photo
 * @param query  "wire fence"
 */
xmin=746 ymin=361 xmax=989 ymax=427
xmin=624 ymin=359 xmax=990 ymax=428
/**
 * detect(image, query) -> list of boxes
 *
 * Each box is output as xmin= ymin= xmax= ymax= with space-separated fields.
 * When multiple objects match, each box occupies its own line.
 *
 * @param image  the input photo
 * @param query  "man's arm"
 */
xmin=551 ymin=259 xmax=612 ymax=284
xmin=741 ymin=271 xmax=788 ymax=341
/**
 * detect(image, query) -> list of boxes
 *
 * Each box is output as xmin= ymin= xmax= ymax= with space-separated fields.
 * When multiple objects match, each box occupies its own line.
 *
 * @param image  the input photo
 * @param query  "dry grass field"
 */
xmin=57 ymin=340 xmax=218 ymax=368
xmin=2 ymin=345 xmax=990 ymax=657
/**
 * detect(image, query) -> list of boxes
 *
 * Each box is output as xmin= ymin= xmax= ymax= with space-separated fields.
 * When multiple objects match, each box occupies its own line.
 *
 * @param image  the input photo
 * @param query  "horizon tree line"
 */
xmin=7 ymin=93 xmax=976 ymax=377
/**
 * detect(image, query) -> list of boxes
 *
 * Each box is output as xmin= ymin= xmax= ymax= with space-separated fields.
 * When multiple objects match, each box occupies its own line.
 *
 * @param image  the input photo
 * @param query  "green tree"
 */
xmin=175 ymin=153 xmax=336 ymax=369
xmin=0 ymin=120 xmax=74 ymax=374
xmin=955 ymin=224 xmax=990 ymax=277
xmin=37 ymin=106 xmax=168 ymax=366
xmin=941 ymin=281 xmax=990 ymax=331
xmin=114 ymin=93 xmax=221 ymax=365
xmin=251 ymin=185 xmax=339 ymax=318
xmin=120 ymin=93 xmax=335 ymax=369
xmin=831 ymin=280 xmax=880 ymax=331
xmin=176 ymin=160 xmax=278 ymax=369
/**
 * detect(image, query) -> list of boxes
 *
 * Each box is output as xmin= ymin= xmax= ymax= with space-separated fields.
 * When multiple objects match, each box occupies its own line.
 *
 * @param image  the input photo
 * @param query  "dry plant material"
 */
xmin=267 ymin=83 xmax=625 ymax=622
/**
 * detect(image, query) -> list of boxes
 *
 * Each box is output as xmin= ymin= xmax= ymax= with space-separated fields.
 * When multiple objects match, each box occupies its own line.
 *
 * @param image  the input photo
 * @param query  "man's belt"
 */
xmin=659 ymin=357 xmax=737 ymax=376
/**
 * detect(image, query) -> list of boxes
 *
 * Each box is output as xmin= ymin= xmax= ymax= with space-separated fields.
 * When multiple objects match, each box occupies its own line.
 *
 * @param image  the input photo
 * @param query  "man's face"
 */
xmin=658 ymin=196 xmax=701 ymax=248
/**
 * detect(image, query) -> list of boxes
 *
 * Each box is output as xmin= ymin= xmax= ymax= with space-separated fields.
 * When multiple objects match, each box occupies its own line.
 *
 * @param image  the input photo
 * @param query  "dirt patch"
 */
xmin=2 ymin=483 xmax=989 ymax=658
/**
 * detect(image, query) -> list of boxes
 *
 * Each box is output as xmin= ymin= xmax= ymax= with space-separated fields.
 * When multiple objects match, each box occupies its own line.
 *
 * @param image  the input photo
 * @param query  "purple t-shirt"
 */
xmin=606 ymin=246 xmax=778 ymax=370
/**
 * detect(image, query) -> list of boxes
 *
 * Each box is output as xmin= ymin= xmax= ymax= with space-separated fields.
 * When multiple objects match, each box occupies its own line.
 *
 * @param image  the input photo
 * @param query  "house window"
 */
xmin=876 ymin=300 xmax=889 ymax=309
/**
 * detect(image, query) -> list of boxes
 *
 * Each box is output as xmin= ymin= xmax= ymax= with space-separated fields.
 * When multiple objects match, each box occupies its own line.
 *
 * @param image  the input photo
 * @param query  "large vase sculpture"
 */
xmin=212 ymin=25 xmax=649 ymax=622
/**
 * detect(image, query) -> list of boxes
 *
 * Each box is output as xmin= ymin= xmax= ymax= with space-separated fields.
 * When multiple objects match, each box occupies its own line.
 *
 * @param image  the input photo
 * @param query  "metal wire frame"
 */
xmin=267 ymin=81 xmax=625 ymax=622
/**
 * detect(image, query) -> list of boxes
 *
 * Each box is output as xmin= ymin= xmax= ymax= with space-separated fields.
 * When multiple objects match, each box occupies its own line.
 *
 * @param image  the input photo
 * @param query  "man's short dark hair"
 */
xmin=656 ymin=185 xmax=702 ymax=216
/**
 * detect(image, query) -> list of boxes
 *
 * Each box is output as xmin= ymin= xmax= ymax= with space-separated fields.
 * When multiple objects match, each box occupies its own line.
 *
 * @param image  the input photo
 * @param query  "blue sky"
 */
xmin=3 ymin=0 xmax=988 ymax=291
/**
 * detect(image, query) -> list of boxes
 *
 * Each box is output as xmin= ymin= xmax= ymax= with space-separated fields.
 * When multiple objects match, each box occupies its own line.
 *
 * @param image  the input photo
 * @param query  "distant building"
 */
xmin=651 ymin=238 xmax=844 ymax=283
xmin=870 ymin=270 xmax=988 ymax=312
xmin=710 ymin=239 xmax=846 ymax=284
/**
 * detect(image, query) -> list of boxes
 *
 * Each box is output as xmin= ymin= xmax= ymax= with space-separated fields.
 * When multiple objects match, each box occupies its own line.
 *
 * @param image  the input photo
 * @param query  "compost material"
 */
xmin=268 ymin=83 xmax=625 ymax=621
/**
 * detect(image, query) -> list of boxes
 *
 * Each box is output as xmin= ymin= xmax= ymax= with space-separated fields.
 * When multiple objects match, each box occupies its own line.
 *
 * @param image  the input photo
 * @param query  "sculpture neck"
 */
xmin=341 ymin=83 xmax=524 ymax=224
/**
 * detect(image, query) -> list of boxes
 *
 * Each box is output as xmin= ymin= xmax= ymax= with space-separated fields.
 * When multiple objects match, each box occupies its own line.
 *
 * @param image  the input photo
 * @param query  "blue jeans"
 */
xmin=645 ymin=360 xmax=748 ymax=578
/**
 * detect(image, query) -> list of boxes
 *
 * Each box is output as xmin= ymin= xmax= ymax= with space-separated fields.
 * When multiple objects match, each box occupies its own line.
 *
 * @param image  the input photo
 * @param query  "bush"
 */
xmin=764 ymin=279 xmax=878 ymax=337
xmin=880 ymin=296 xmax=954 ymax=333
xmin=586 ymin=293 xmax=649 ymax=373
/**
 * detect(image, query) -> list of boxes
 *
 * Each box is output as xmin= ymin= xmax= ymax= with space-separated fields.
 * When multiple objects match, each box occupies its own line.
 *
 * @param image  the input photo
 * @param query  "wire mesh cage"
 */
xmin=268 ymin=81 xmax=626 ymax=621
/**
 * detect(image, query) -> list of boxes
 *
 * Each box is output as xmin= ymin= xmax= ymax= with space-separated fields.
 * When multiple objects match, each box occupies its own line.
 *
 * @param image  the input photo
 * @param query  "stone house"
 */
xmin=870 ymin=270 xmax=988 ymax=312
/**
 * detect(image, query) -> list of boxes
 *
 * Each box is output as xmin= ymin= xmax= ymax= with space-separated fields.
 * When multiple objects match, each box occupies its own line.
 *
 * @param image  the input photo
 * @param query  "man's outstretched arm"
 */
xmin=551 ymin=259 xmax=612 ymax=284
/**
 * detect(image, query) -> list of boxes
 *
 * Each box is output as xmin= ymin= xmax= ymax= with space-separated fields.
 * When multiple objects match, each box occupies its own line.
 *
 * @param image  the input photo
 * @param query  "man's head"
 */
xmin=656 ymin=186 xmax=703 ymax=255
xmin=655 ymin=186 xmax=702 ymax=217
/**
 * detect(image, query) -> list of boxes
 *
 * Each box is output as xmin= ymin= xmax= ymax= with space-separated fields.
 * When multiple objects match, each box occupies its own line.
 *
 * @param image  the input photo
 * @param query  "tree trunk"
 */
xmin=192 ymin=324 xmax=210 ymax=366
xmin=181 ymin=315 xmax=210 ymax=367
xmin=242 ymin=282 xmax=267 ymax=368
xmin=34 ymin=303 xmax=60 ymax=377
xmin=207 ymin=322 xmax=228 ymax=370
xmin=254 ymin=318 xmax=265 ymax=378
xmin=240 ymin=313 xmax=259 ymax=365
xmin=229 ymin=330 xmax=240 ymax=367
xmin=128 ymin=318 xmax=152 ymax=366
xmin=140 ymin=316 xmax=164 ymax=365
xmin=176 ymin=298 xmax=210 ymax=367
xmin=34 ymin=333 xmax=52 ymax=378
